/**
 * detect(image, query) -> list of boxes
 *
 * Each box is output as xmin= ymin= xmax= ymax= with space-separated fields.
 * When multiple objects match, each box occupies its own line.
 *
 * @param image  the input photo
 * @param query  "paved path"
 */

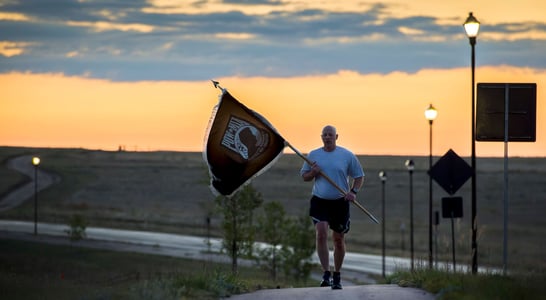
xmin=228 ymin=284 xmax=435 ymax=300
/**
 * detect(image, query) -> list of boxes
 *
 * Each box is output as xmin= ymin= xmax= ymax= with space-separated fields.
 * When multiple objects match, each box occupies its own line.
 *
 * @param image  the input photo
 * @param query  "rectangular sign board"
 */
xmin=476 ymin=83 xmax=536 ymax=142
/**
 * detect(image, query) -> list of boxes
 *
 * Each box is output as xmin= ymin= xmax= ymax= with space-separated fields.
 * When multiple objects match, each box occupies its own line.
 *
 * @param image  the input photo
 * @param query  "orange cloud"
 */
xmin=0 ymin=41 xmax=32 ymax=57
xmin=0 ymin=12 xmax=30 ymax=21
xmin=66 ymin=21 xmax=155 ymax=33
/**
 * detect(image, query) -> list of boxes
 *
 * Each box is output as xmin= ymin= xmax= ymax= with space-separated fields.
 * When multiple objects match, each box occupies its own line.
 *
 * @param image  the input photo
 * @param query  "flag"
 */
xmin=203 ymin=89 xmax=286 ymax=197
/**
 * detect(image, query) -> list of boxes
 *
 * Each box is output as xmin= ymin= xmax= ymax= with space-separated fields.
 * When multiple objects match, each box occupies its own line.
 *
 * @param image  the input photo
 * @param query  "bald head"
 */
xmin=321 ymin=125 xmax=338 ymax=151
xmin=322 ymin=125 xmax=337 ymax=135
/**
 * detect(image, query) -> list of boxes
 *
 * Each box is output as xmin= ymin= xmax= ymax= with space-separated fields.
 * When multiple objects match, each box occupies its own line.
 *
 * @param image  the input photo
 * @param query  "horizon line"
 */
xmin=2 ymin=145 xmax=544 ymax=159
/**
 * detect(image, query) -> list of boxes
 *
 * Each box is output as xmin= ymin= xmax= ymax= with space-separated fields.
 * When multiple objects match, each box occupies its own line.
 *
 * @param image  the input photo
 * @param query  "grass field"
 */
xmin=0 ymin=237 xmax=292 ymax=299
xmin=1 ymin=146 xmax=545 ymax=274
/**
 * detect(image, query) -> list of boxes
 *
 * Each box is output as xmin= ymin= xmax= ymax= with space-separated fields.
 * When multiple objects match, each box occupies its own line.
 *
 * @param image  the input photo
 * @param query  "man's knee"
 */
xmin=316 ymin=222 xmax=329 ymax=241
xmin=332 ymin=232 xmax=345 ymax=248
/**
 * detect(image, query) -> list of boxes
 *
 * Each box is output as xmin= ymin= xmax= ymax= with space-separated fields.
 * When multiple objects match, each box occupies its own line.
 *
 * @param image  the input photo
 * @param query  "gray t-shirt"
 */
xmin=300 ymin=146 xmax=364 ymax=200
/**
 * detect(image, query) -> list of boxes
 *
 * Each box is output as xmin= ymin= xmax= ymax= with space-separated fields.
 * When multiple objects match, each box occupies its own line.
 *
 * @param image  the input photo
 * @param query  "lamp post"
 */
xmin=379 ymin=171 xmax=387 ymax=277
xmin=405 ymin=159 xmax=415 ymax=271
xmin=32 ymin=156 xmax=40 ymax=235
xmin=464 ymin=11 xmax=480 ymax=275
xmin=425 ymin=104 xmax=438 ymax=269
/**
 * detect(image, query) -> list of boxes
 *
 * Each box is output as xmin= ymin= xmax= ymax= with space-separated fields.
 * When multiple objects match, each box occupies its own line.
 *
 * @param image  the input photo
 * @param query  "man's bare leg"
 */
xmin=316 ymin=222 xmax=331 ymax=286
xmin=332 ymin=231 xmax=345 ymax=272
xmin=332 ymin=231 xmax=345 ymax=289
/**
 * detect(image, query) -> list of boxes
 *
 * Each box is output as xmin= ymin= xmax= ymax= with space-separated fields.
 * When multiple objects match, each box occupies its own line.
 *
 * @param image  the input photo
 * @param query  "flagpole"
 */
xmin=286 ymin=142 xmax=380 ymax=224
xmin=211 ymin=80 xmax=223 ymax=90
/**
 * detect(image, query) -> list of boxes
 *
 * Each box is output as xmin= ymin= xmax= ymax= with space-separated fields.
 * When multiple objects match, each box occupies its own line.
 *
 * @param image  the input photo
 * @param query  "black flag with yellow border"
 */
xmin=203 ymin=89 xmax=286 ymax=197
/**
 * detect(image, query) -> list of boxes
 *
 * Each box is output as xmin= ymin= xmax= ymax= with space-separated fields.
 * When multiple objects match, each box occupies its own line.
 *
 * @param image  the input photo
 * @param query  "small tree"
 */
xmin=65 ymin=214 xmax=87 ymax=243
xmin=255 ymin=201 xmax=287 ymax=281
xmin=256 ymin=204 xmax=315 ymax=283
xmin=280 ymin=212 xmax=315 ymax=282
xmin=215 ymin=185 xmax=263 ymax=274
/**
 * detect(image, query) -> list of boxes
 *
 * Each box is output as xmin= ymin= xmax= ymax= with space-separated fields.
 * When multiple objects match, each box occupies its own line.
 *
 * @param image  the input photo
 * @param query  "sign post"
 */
xmin=429 ymin=149 xmax=472 ymax=272
xmin=477 ymin=83 xmax=537 ymax=274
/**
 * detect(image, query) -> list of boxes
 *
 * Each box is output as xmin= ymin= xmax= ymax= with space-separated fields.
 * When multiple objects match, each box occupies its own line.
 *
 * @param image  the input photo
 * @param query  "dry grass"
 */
xmin=1 ymin=146 xmax=545 ymax=274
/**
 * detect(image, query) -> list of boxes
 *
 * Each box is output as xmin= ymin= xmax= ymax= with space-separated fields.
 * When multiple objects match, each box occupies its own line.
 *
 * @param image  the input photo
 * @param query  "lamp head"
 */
xmin=32 ymin=156 xmax=40 ymax=166
xmin=405 ymin=159 xmax=415 ymax=172
xmin=464 ymin=12 xmax=480 ymax=39
xmin=425 ymin=104 xmax=438 ymax=121
xmin=379 ymin=171 xmax=387 ymax=181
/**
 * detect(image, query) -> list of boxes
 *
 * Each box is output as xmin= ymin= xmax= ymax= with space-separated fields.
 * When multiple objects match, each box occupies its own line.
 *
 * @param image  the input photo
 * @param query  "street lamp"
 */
xmin=379 ymin=171 xmax=387 ymax=277
xmin=464 ymin=11 xmax=480 ymax=275
xmin=32 ymin=156 xmax=40 ymax=235
xmin=425 ymin=104 xmax=437 ymax=269
xmin=404 ymin=159 xmax=415 ymax=271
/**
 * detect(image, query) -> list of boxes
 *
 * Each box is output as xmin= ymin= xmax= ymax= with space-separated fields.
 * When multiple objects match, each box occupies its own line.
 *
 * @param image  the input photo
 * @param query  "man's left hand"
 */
xmin=345 ymin=192 xmax=356 ymax=202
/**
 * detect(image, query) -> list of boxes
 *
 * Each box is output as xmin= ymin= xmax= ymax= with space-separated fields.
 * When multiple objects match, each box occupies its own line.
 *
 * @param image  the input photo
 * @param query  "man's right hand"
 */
xmin=310 ymin=162 xmax=321 ymax=177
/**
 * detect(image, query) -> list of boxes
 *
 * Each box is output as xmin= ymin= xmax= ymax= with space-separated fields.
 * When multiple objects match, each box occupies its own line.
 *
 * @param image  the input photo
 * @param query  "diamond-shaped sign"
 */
xmin=428 ymin=149 xmax=472 ymax=195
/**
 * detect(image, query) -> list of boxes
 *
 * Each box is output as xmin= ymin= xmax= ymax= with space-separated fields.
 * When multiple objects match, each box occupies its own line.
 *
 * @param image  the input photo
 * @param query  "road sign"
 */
xmin=428 ymin=149 xmax=472 ymax=195
xmin=442 ymin=197 xmax=463 ymax=218
xmin=476 ymin=83 xmax=536 ymax=142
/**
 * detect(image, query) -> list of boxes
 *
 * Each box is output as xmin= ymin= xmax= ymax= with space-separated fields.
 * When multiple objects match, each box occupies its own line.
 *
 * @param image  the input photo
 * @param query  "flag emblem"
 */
xmin=221 ymin=116 xmax=270 ymax=162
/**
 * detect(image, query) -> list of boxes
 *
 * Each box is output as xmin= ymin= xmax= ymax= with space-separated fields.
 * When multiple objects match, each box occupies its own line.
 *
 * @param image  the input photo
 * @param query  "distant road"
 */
xmin=0 ymin=155 xmax=60 ymax=211
xmin=0 ymin=219 xmax=232 ymax=263
xmin=0 ymin=219 xmax=500 ymax=276
xmin=0 ymin=220 xmax=413 ymax=277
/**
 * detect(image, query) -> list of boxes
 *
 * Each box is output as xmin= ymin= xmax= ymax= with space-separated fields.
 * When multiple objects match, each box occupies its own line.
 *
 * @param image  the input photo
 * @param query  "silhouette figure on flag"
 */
xmin=203 ymin=89 xmax=285 ymax=196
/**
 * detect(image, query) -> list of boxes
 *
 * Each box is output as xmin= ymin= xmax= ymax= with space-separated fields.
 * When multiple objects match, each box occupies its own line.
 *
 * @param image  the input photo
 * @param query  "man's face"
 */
xmin=321 ymin=127 xmax=337 ymax=147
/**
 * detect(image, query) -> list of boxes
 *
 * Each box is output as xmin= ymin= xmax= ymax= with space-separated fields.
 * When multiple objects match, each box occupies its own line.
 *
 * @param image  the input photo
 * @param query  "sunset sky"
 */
xmin=1 ymin=0 xmax=545 ymax=157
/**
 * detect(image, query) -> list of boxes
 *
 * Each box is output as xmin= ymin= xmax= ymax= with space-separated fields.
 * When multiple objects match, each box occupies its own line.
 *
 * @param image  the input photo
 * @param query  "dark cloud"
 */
xmin=1 ymin=0 xmax=147 ymax=22
xmin=1 ymin=20 xmax=88 ymax=41
xmin=1 ymin=0 xmax=545 ymax=81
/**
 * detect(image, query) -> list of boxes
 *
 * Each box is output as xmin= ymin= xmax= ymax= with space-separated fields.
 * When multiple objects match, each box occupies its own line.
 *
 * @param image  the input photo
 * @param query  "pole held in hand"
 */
xmin=286 ymin=142 xmax=380 ymax=224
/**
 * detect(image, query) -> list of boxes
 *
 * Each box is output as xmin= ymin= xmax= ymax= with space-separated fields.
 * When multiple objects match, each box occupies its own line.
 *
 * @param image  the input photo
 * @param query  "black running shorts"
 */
xmin=309 ymin=195 xmax=350 ymax=234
